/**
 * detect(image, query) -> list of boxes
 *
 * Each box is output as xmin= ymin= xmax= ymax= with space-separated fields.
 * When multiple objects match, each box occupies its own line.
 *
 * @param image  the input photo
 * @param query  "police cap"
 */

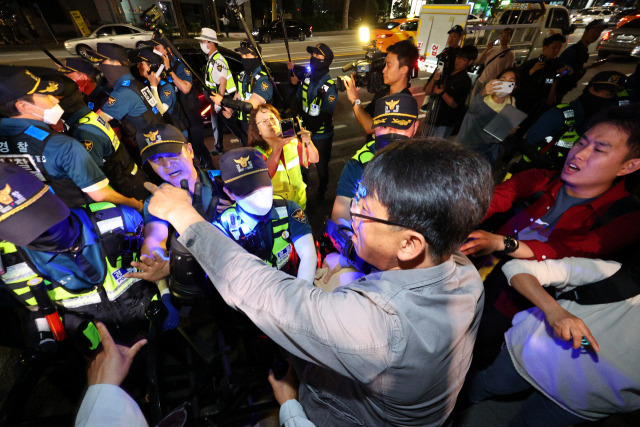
xmin=0 ymin=65 xmax=63 ymax=103
xmin=137 ymin=124 xmax=188 ymax=164
xmin=306 ymin=43 xmax=334 ymax=65
xmin=372 ymin=93 xmax=419 ymax=130
xmin=83 ymin=43 xmax=130 ymax=64
xmin=220 ymin=148 xmax=271 ymax=197
xmin=58 ymin=57 xmax=95 ymax=76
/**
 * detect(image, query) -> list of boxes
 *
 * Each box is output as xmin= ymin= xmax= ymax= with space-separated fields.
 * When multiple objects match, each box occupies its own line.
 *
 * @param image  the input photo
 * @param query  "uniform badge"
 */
xmin=107 ymin=96 xmax=117 ymax=106
xmin=185 ymin=69 xmax=191 ymax=75
xmin=233 ymin=155 xmax=252 ymax=172
xmin=82 ymin=140 xmax=94 ymax=152
xmin=291 ymin=208 xmax=307 ymax=224
xmin=328 ymin=95 xmax=336 ymax=103
xmin=217 ymin=65 xmax=223 ymax=72
xmin=384 ymin=99 xmax=400 ymax=113
xmin=163 ymin=89 xmax=171 ymax=98
xmin=0 ymin=184 xmax=14 ymax=205
xmin=144 ymin=130 xmax=160 ymax=143
xmin=261 ymin=82 xmax=269 ymax=91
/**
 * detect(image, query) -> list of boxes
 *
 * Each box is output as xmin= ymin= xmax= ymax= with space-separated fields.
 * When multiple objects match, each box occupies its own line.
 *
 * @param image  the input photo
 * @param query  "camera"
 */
xmin=335 ymin=47 xmax=386 ymax=93
xmin=140 ymin=5 xmax=163 ymax=29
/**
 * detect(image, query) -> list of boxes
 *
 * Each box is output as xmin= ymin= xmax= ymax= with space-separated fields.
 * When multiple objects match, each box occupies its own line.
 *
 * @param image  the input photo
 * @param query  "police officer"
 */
xmin=59 ymin=57 xmax=110 ymax=113
xmin=523 ymin=71 xmax=628 ymax=170
xmin=57 ymin=75 xmax=150 ymax=200
xmin=195 ymin=27 xmax=236 ymax=156
xmin=85 ymin=43 xmax=164 ymax=152
xmin=332 ymin=93 xmax=419 ymax=223
xmin=287 ymin=43 xmax=338 ymax=201
xmin=132 ymin=47 xmax=188 ymax=134
xmin=127 ymin=124 xmax=230 ymax=308
xmin=0 ymin=163 xmax=171 ymax=339
xmin=146 ymin=33 xmax=214 ymax=169
xmin=0 ymin=65 xmax=143 ymax=211
xmin=216 ymin=148 xmax=317 ymax=283
xmin=210 ymin=40 xmax=273 ymax=147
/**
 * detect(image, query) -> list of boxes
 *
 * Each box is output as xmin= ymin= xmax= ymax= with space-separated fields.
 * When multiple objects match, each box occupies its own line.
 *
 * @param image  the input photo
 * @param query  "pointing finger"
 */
xmin=144 ymin=182 xmax=160 ymax=193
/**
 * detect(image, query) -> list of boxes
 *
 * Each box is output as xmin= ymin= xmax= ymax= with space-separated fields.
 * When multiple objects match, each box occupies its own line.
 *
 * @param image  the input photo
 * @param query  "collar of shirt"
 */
xmin=0 ymin=117 xmax=49 ymax=135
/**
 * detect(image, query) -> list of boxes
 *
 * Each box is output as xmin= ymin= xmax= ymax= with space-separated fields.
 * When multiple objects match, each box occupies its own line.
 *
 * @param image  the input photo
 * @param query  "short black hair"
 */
xmin=543 ymin=33 xmax=566 ymax=46
xmin=387 ymin=40 xmax=420 ymax=74
xmin=586 ymin=104 xmax=640 ymax=160
xmin=0 ymin=95 xmax=34 ymax=118
xmin=361 ymin=139 xmax=493 ymax=263
xmin=458 ymin=45 xmax=478 ymax=61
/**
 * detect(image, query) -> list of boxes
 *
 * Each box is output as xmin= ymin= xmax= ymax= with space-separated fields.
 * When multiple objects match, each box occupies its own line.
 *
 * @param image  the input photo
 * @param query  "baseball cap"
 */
xmin=131 ymin=47 xmax=163 ymax=66
xmin=235 ymin=39 xmax=262 ymax=56
xmin=83 ymin=43 xmax=130 ymax=64
xmin=0 ymin=162 xmax=70 ymax=246
xmin=306 ymin=43 xmax=334 ymax=64
xmin=0 ymin=65 xmax=63 ymax=103
xmin=195 ymin=27 xmax=219 ymax=44
xmin=58 ymin=57 xmax=95 ymax=75
xmin=589 ymin=71 xmax=626 ymax=92
xmin=448 ymin=25 xmax=464 ymax=35
xmin=372 ymin=93 xmax=419 ymax=130
xmin=585 ymin=19 xmax=606 ymax=31
xmin=137 ymin=124 xmax=188 ymax=164
xmin=219 ymin=148 xmax=271 ymax=197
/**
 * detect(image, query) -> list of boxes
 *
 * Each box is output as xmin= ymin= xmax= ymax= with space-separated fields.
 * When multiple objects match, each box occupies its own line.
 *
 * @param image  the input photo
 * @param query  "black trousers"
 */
xmin=313 ymin=134 xmax=334 ymax=195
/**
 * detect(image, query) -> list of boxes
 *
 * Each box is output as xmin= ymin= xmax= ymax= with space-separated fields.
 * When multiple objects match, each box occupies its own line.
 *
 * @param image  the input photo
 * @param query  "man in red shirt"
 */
xmin=461 ymin=104 xmax=640 ymax=368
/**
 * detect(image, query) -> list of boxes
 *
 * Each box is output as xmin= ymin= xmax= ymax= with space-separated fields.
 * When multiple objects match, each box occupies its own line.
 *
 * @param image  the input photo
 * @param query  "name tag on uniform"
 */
xmin=275 ymin=245 xmax=292 ymax=269
xmin=310 ymin=104 xmax=320 ymax=117
xmin=140 ymin=86 xmax=158 ymax=107
xmin=111 ymin=267 xmax=135 ymax=286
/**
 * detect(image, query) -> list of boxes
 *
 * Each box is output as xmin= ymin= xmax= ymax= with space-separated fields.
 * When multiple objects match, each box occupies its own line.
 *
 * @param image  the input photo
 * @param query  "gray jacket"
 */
xmin=179 ymin=222 xmax=484 ymax=426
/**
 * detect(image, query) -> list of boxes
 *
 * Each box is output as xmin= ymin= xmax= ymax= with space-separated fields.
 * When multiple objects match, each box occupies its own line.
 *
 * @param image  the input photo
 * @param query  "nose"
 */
xmin=573 ymin=143 xmax=592 ymax=161
xmin=157 ymin=157 xmax=172 ymax=167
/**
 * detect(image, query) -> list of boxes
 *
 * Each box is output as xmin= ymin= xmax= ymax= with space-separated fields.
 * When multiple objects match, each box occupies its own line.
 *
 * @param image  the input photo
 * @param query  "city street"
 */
xmin=0 ymin=29 xmax=637 ymax=230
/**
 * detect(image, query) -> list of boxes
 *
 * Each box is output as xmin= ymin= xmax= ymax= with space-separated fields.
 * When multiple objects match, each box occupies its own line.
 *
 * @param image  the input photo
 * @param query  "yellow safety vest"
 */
xmin=256 ymin=141 xmax=307 ymax=209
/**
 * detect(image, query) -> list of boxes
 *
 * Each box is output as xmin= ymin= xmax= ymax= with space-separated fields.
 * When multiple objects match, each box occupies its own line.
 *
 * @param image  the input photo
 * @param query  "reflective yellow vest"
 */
xmin=256 ymin=141 xmax=307 ymax=209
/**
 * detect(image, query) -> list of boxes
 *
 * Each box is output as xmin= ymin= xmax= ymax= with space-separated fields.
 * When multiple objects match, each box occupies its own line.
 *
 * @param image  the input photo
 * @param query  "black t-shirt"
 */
xmin=516 ymin=57 xmax=562 ymax=114
xmin=433 ymin=70 xmax=472 ymax=127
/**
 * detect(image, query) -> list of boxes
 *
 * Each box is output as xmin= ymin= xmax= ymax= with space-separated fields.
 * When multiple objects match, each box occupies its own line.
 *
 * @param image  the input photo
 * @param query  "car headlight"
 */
xmin=377 ymin=34 xmax=389 ymax=39
xmin=65 ymin=42 xmax=70 ymax=48
xmin=251 ymin=31 xmax=258 ymax=35
xmin=359 ymin=26 xmax=370 ymax=43
xmin=632 ymin=46 xmax=640 ymax=57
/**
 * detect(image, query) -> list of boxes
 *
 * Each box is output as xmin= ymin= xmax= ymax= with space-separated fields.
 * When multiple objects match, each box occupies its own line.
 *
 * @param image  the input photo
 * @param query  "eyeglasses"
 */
xmin=256 ymin=116 xmax=278 ymax=126
xmin=349 ymin=198 xmax=408 ymax=229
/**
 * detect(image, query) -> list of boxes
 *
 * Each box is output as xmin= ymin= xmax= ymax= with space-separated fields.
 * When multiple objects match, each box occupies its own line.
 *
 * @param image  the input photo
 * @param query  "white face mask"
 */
xmin=238 ymin=187 xmax=273 ymax=216
xmin=200 ymin=42 xmax=210 ymax=55
xmin=30 ymin=103 xmax=64 ymax=125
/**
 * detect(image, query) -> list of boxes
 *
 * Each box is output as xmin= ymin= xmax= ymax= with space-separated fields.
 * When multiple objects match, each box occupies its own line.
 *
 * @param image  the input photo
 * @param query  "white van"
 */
xmin=465 ymin=3 xmax=575 ymax=64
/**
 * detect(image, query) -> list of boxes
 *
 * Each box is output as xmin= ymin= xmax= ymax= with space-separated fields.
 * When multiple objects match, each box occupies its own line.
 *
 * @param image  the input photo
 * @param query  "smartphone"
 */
xmin=494 ymin=81 xmax=515 ymax=94
xmin=436 ymin=60 xmax=444 ymax=74
xmin=280 ymin=118 xmax=296 ymax=138
xmin=555 ymin=69 xmax=569 ymax=78
xmin=492 ymin=38 xmax=500 ymax=46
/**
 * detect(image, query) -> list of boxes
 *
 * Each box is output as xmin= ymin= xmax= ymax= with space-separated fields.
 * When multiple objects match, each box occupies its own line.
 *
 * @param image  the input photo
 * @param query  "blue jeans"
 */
xmin=468 ymin=346 xmax=589 ymax=427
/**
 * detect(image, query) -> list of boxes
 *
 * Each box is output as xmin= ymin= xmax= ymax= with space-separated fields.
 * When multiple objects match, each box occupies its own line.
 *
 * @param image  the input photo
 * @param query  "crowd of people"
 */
xmin=0 ymin=22 xmax=639 ymax=427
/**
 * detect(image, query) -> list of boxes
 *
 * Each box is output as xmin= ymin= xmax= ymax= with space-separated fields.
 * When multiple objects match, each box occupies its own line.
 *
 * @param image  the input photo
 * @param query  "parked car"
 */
xmin=614 ymin=9 xmax=640 ymax=27
xmin=64 ymin=24 xmax=154 ymax=57
xmin=571 ymin=8 xmax=614 ymax=27
xmin=597 ymin=17 xmax=640 ymax=58
xmin=251 ymin=20 xmax=312 ymax=43
xmin=467 ymin=14 xmax=484 ymax=27
xmin=365 ymin=18 xmax=419 ymax=53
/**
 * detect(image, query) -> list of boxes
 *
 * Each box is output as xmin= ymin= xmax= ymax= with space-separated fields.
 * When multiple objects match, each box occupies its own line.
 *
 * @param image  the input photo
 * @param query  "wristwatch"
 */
xmin=167 ymin=67 xmax=175 ymax=74
xmin=503 ymin=236 xmax=519 ymax=254
xmin=352 ymin=99 xmax=361 ymax=107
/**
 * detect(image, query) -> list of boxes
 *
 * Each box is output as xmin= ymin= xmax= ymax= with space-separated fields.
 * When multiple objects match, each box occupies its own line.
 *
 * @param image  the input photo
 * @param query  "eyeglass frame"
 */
xmin=256 ymin=116 xmax=279 ymax=127
xmin=349 ymin=197 xmax=409 ymax=229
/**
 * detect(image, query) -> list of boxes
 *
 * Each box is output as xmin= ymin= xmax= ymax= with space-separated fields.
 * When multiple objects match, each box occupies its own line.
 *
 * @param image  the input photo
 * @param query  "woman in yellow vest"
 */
xmin=248 ymin=104 xmax=319 ymax=210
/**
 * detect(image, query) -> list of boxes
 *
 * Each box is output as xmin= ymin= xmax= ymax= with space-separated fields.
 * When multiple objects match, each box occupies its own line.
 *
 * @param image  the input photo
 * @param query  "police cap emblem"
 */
xmin=38 ymin=81 xmax=59 ymax=94
xmin=384 ymin=99 xmax=400 ymax=112
xmin=233 ymin=155 xmax=251 ymax=168
xmin=144 ymin=130 xmax=159 ymax=142
xmin=0 ymin=184 xmax=14 ymax=205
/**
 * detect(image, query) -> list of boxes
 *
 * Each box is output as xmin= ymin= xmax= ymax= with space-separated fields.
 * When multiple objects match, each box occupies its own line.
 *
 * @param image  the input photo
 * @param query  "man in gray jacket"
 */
xmin=144 ymin=139 xmax=493 ymax=426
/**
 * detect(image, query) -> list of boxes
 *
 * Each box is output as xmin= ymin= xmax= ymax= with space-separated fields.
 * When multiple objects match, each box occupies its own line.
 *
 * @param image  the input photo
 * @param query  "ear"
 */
xmin=223 ymin=186 xmax=236 ymax=201
xmin=618 ymin=158 xmax=640 ymax=177
xmin=397 ymin=230 xmax=427 ymax=263
xmin=14 ymin=99 xmax=31 ymax=116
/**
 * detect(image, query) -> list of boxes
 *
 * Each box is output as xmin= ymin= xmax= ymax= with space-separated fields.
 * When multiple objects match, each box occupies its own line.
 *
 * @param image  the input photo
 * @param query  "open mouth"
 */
xmin=565 ymin=162 xmax=580 ymax=173
xmin=167 ymin=169 xmax=182 ymax=178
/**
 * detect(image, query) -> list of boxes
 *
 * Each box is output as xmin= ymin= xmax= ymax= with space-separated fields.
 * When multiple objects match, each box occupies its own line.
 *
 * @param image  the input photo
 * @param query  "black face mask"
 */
xmin=581 ymin=89 xmax=617 ymax=120
xmin=25 ymin=214 xmax=82 ymax=253
xmin=99 ymin=63 xmax=130 ymax=87
xmin=309 ymin=57 xmax=329 ymax=81
xmin=374 ymin=132 xmax=409 ymax=151
xmin=241 ymin=58 xmax=261 ymax=74
xmin=60 ymin=90 xmax=87 ymax=121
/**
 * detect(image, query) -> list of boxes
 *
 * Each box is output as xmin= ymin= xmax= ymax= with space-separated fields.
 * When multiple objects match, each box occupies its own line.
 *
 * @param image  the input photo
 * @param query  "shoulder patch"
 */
xmin=184 ymin=69 xmax=191 ymax=75
xmin=217 ymin=64 xmax=223 ymax=72
xmin=261 ymin=81 xmax=269 ymax=91
xmin=291 ymin=208 xmax=307 ymax=223
xmin=328 ymin=95 xmax=336 ymax=103
xmin=163 ymin=89 xmax=171 ymax=98
xmin=81 ymin=140 xmax=94 ymax=152
xmin=107 ymin=96 xmax=116 ymax=106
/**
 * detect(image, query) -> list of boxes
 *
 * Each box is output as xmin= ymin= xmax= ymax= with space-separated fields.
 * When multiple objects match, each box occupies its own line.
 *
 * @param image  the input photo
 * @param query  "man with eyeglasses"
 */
xmin=143 ymin=139 xmax=493 ymax=426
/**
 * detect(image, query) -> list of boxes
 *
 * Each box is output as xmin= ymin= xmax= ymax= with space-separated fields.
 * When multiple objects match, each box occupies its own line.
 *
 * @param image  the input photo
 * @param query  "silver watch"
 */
xmin=352 ymin=99 xmax=361 ymax=107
